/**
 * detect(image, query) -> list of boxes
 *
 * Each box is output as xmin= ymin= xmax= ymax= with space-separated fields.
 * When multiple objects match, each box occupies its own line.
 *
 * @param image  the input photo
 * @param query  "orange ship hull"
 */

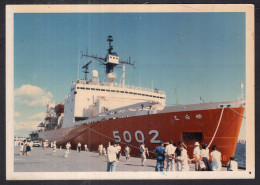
xmin=38 ymin=106 xmax=244 ymax=165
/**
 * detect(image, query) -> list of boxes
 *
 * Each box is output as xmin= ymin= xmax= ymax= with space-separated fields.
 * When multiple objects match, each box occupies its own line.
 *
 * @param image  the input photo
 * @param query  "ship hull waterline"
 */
xmin=38 ymin=107 xmax=244 ymax=165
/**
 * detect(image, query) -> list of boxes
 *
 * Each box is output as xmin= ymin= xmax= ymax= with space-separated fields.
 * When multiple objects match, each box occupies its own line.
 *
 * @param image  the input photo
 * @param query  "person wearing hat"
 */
xmin=153 ymin=141 xmax=166 ymax=171
xmin=193 ymin=141 xmax=201 ymax=171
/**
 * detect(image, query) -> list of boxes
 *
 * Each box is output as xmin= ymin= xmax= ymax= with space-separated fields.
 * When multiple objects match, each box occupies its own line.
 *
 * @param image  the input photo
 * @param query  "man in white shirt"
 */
xmin=210 ymin=145 xmax=222 ymax=171
xmin=107 ymin=141 xmax=117 ymax=172
xmin=193 ymin=142 xmax=201 ymax=171
xmin=77 ymin=142 xmax=81 ymax=152
xmin=165 ymin=140 xmax=176 ymax=171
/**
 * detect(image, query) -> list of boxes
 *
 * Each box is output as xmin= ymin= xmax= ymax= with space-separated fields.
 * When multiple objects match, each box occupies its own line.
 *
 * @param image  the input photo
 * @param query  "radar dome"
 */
xmin=92 ymin=70 xmax=98 ymax=78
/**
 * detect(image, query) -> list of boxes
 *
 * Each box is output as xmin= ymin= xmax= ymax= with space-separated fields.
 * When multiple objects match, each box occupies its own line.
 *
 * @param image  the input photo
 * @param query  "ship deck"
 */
xmin=14 ymin=146 xmax=245 ymax=172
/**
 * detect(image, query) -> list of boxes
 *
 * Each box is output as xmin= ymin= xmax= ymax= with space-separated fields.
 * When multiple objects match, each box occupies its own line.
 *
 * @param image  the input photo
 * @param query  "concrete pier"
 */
xmin=14 ymin=146 xmax=243 ymax=172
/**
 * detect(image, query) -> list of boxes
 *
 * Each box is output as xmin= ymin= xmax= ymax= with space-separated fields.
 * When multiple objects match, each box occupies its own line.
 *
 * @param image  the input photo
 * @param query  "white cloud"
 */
xmin=27 ymin=112 xmax=46 ymax=121
xmin=14 ymin=112 xmax=21 ymax=117
xmin=15 ymin=84 xmax=53 ymax=106
xmin=15 ymin=112 xmax=45 ymax=135
xmin=15 ymin=120 xmax=40 ymax=131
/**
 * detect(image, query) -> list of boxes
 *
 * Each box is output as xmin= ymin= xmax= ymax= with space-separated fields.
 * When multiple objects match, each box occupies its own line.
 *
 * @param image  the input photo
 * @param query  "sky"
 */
xmin=13 ymin=13 xmax=246 ymax=139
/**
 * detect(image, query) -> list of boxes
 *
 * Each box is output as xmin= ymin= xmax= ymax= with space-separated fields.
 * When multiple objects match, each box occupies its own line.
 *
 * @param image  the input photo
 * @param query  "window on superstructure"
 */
xmin=91 ymin=88 xmax=95 ymax=90
xmin=101 ymin=89 xmax=105 ymax=91
xmin=137 ymin=93 xmax=141 ymax=95
xmin=116 ymin=90 xmax=119 ymax=92
xmin=120 ymin=91 xmax=124 ymax=93
xmin=86 ymin=88 xmax=90 ymax=90
xmin=106 ymin=89 xmax=110 ymax=92
xmin=77 ymin=87 xmax=79 ymax=89
xmin=80 ymin=87 xmax=85 ymax=89
xmin=133 ymin=93 xmax=137 ymax=95
xmin=96 ymin=89 xmax=100 ymax=91
xmin=129 ymin=92 xmax=133 ymax=94
xmin=111 ymin=90 xmax=115 ymax=92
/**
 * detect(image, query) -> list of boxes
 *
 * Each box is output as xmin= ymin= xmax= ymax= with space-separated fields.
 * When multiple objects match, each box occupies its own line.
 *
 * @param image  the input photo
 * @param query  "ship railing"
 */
xmin=73 ymin=80 xmax=165 ymax=95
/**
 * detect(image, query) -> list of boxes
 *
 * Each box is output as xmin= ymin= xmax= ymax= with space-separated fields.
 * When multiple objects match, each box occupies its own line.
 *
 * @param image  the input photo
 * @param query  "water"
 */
xmin=234 ymin=143 xmax=246 ymax=168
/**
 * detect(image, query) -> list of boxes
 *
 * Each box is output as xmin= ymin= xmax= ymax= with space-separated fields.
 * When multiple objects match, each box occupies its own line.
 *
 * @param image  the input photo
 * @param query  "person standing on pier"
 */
xmin=174 ymin=143 xmax=189 ymax=171
xmin=226 ymin=157 xmax=238 ymax=171
xmin=77 ymin=142 xmax=81 ymax=152
xmin=84 ymin=144 xmax=88 ymax=152
xmin=106 ymin=141 xmax=117 ymax=172
xmin=154 ymin=141 xmax=166 ymax=171
xmin=210 ymin=145 xmax=222 ymax=171
xmin=175 ymin=141 xmax=187 ymax=171
xmin=19 ymin=142 xmax=24 ymax=156
xmin=64 ymin=142 xmax=70 ymax=158
xmin=116 ymin=142 xmax=121 ymax=162
xmin=200 ymin=143 xmax=212 ymax=171
xmin=140 ymin=143 xmax=149 ymax=166
xmin=102 ymin=147 xmax=107 ymax=156
xmin=124 ymin=145 xmax=131 ymax=162
xmin=165 ymin=140 xmax=176 ymax=171
xmin=98 ymin=143 xmax=103 ymax=157
xmin=52 ymin=141 xmax=57 ymax=155
xmin=193 ymin=142 xmax=201 ymax=171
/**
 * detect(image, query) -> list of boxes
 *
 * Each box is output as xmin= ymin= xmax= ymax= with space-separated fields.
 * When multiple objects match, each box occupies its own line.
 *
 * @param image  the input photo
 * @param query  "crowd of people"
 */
xmin=16 ymin=139 xmax=239 ymax=172
xmin=105 ymin=140 xmax=239 ymax=172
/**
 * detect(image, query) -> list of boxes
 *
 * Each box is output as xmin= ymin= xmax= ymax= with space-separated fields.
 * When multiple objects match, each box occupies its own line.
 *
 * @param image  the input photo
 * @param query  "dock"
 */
xmin=14 ymin=146 xmax=244 ymax=172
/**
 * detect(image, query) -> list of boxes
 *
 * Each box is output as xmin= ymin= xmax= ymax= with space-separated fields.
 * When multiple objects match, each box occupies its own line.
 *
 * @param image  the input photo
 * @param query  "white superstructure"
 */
xmin=62 ymin=75 xmax=166 ymax=128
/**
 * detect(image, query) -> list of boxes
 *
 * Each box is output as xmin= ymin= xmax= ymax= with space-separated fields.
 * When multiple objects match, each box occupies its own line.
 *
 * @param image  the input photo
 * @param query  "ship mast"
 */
xmin=81 ymin=35 xmax=134 ymax=85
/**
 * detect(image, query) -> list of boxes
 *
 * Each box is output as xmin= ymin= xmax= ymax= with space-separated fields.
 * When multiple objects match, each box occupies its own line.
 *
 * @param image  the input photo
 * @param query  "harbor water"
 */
xmin=235 ymin=143 xmax=246 ymax=168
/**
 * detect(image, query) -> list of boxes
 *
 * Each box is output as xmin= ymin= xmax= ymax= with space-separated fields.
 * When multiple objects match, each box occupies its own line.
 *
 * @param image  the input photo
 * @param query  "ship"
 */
xmin=36 ymin=35 xmax=245 ymax=165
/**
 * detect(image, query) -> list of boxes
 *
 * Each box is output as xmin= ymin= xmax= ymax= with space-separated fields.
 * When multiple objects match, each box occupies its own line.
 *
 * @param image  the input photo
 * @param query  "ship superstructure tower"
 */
xmin=62 ymin=36 xmax=166 ymax=128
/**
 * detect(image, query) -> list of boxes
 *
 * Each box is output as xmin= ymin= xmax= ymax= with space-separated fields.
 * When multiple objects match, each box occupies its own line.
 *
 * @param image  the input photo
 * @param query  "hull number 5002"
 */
xmin=112 ymin=130 xmax=160 ymax=144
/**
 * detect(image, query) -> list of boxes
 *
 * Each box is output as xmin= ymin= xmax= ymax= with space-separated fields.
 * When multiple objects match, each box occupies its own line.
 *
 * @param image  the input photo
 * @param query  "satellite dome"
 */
xmin=92 ymin=70 xmax=98 ymax=78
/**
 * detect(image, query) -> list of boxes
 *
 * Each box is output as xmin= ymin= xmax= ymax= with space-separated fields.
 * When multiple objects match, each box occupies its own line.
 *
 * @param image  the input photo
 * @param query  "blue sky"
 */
xmin=13 ymin=13 xmax=246 ymax=138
